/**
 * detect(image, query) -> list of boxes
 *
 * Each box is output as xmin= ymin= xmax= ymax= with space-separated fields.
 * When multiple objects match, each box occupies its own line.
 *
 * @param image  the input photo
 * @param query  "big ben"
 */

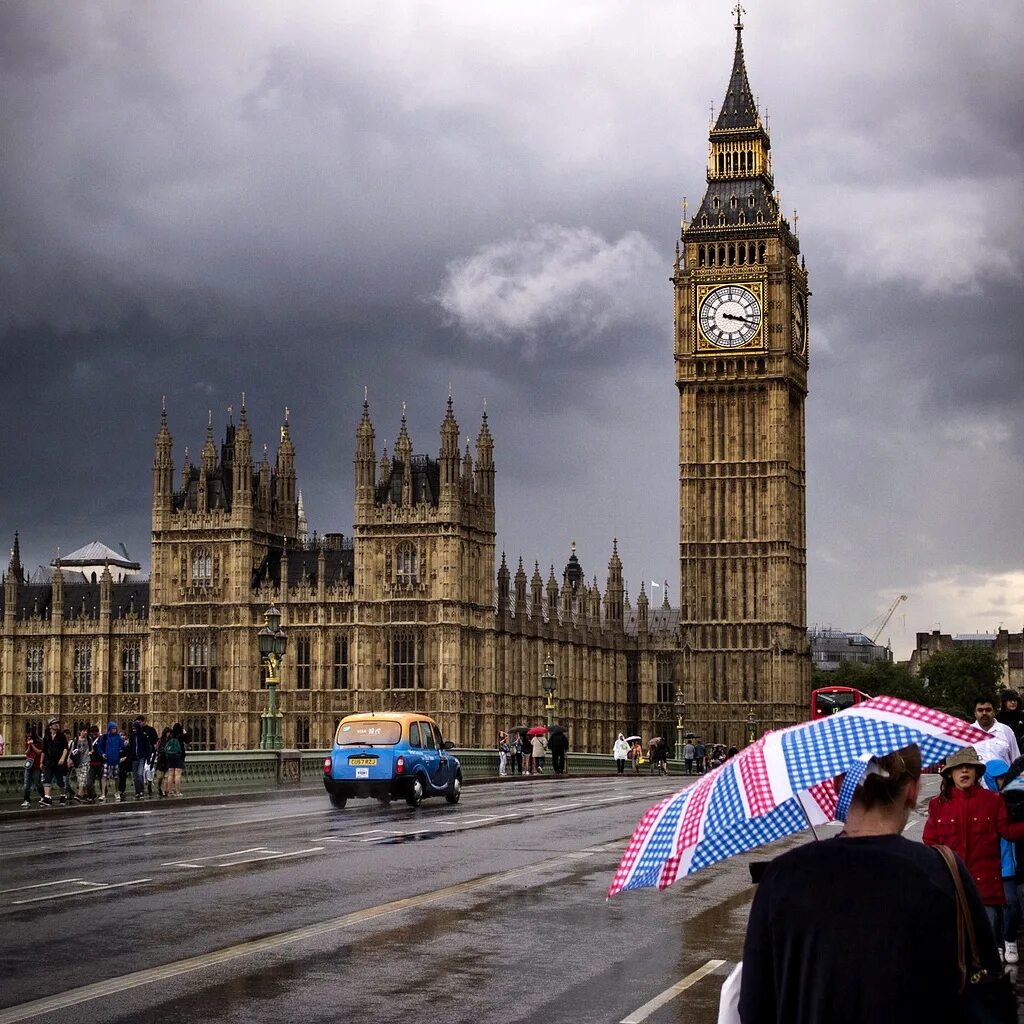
xmin=675 ymin=6 xmax=810 ymax=743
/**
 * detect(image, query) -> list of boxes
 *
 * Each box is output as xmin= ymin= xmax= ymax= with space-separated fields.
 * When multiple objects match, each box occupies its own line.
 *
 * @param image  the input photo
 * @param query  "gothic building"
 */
xmin=673 ymin=9 xmax=811 ymax=739
xmin=0 ymin=395 xmax=681 ymax=752
xmin=0 ymin=14 xmax=810 ymax=751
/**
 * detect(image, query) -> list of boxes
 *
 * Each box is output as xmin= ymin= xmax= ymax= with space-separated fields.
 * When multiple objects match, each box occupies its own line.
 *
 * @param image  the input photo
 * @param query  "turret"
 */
xmin=395 ymin=407 xmax=413 ymax=507
xmin=546 ymin=565 xmax=559 ymax=620
xmin=355 ymin=391 xmax=377 ymax=508
xmin=198 ymin=411 xmax=216 ymax=512
xmin=4 ymin=533 xmax=22 ymax=623
xmin=180 ymin=446 xmax=192 ymax=493
xmin=474 ymin=405 xmax=494 ymax=507
xmin=462 ymin=440 xmax=474 ymax=499
xmin=514 ymin=557 xmax=528 ymax=619
xmin=637 ymin=581 xmax=649 ymax=634
xmin=496 ymin=552 xmax=510 ymax=616
xmin=276 ymin=407 xmax=297 ymax=515
xmin=258 ymin=443 xmax=271 ymax=509
xmin=604 ymin=538 xmax=624 ymax=627
xmin=530 ymin=562 xmax=543 ymax=618
xmin=233 ymin=394 xmax=253 ymax=509
xmin=297 ymin=491 xmax=309 ymax=545
xmin=100 ymin=562 xmax=113 ymax=620
xmin=50 ymin=559 xmax=64 ymax=627
xmin=439 ymin=393 xmax=460 ymax=502
xmin=152 ymin=397 xmax=174 ymax=512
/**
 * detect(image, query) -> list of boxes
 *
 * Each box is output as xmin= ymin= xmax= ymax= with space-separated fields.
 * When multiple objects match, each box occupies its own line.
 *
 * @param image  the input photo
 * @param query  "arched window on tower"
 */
xmin=191 ymin=549 xmax=212 ymax=586
xmin=395 ymin=542 xmax=418 ymax=587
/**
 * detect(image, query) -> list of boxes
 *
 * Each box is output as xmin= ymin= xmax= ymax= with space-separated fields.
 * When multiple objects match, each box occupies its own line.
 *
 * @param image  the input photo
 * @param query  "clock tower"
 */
xmin=674 ymin=7 xmax=810 ymax=744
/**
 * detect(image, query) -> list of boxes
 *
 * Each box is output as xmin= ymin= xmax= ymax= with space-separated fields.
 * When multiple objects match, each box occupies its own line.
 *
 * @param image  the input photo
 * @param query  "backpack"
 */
xmin=164 ymin=737 xmax=182 ymax=758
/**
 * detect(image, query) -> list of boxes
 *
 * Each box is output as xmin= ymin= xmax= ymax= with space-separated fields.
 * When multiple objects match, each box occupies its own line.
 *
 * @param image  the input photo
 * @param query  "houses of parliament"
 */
xmin=0 ymin=13 xmax=810 ymax=753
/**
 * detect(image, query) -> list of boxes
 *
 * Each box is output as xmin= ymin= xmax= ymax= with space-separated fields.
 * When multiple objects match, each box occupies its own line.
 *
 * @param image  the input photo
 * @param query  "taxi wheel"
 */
xmin=329 ymin=792 xmax=347 ymax=809
xmin=445 ymin=776 xmax=462 ymax=804
xmin=406 ymin=777 xmax=424 ymax=808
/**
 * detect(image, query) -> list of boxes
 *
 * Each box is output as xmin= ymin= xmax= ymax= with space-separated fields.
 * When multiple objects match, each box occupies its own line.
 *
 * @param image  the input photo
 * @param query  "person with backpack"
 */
xmin=95 ymin=721 xmax=125 ymax=802
xmin=163 ymin=723 xmax=186 ymax=797
xmin=154 ymin=726 xmax=171 ymax=797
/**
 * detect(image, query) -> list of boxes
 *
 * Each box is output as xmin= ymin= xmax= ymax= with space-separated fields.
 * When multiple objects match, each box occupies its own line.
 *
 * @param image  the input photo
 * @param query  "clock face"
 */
xmin=793 ymin=293 xmax=807 ymax=354
xmin=698 ymin=285 xmax=762 ymax=348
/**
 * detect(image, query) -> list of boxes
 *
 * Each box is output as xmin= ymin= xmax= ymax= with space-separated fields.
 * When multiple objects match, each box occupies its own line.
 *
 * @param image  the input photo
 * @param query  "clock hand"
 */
xmin=721 ymin=312 xmax=756 ymax=325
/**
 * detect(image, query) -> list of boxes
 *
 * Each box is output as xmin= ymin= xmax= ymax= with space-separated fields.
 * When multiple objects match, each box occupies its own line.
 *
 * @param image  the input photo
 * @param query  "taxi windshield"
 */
xmin=335 ymin=720 xmax=403 ymax=746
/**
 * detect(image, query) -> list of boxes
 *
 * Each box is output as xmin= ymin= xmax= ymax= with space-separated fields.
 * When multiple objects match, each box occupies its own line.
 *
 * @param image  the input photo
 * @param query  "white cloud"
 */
xmin=434 ymin=224 xmax=663 ymax=357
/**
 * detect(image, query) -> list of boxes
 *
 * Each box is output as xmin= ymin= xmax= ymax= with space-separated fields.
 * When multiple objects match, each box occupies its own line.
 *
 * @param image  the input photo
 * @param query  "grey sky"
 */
xmin=2 ymin=1 xmax=1021 ymax=658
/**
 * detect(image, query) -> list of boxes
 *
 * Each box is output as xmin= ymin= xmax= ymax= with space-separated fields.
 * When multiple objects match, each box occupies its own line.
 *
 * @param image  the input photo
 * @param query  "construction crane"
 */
xmin=862 ymin=594 xmax=908 ymax=645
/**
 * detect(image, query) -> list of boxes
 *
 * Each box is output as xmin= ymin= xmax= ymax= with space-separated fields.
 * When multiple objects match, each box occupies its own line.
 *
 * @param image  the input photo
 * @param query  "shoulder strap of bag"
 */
xmin=935 ymin=844 xmax=985 ymax=990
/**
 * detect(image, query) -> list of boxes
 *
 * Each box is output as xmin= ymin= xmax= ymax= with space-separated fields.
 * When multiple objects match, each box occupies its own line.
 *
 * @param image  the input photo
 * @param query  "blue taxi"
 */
xmin=322 ymin=712 xmax=462 ymax=809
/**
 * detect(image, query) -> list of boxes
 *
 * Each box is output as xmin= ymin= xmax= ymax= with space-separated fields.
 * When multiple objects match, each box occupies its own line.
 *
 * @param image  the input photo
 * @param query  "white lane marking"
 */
xmin=0 ymin=878 xmax=84 ymax=895
xmin=0 ymin=841 xmax=620 ymax=1023
xmin=12 ymin=879 xmax=152 ymax=905
xmin=904 ymin=819 xmax=919 ymax=831
xmin=216 ymin=847 xmax=325 ymax=867
xmin=620 ymin=959 xmax=727 ymax=1023
xmin=162 ymin=847 xmax=273 ymax=866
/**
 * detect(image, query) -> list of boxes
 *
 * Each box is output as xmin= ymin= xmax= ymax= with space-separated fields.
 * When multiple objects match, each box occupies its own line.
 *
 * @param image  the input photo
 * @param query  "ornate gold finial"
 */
xmin=241 ymin=391 xmax=246 ymax=409
xmin=284 ymin=406 xmax=290 ymax=424
xmin=732 ymin=2 xmax=744 ymax=28
xmin=571 ymin=541 xmax=576 ymax=555
xmin=161 ymin=394 xmax=166 ymax=413
xmin=207 ymin=409 xmax=212 ymax=429
xmin=363 ymin=385 xmax=368 ymax=403
xmin=448 ymin=381 xmax=452 ymax=399
xmin=482 ymin=397 xmax=488 ymax=413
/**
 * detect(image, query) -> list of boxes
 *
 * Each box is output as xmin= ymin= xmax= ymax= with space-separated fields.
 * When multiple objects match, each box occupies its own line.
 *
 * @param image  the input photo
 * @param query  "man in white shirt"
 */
xmin=973 ymin=697 xmax=1021 ymax=764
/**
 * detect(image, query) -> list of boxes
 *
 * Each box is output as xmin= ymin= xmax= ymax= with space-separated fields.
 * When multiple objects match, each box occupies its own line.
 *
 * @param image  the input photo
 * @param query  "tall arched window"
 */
xmin=191 ymin=549 xmax=212 ymax=586
xmin=395 ymin=542 xmax=418 ymax=587
xmin=387 ymin=630 xmax=424 ymax=689
xmin=73 ymin=642 xmax=93 ymax=694
xmin=184 ymin=635 xmax=217 ymax=690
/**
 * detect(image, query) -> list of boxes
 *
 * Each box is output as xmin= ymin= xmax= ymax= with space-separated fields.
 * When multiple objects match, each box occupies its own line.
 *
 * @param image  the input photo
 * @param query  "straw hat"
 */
xmin=941 ymin=746 xmax=986 ymax=775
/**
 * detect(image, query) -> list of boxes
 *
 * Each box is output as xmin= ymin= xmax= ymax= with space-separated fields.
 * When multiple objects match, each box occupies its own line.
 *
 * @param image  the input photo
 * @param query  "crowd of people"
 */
xmin=738 ymin=690 xmax=1024 ymax=1023
xmin=496 ymin=727 xmax=570 ymax=776
xmin=20 ymin=715 xmax=188 ymax=808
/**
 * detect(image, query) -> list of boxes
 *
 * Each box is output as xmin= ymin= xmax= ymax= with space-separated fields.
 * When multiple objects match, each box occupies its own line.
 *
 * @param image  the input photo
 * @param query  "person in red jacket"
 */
xmin=923 ymin=745 xmax=1024 ymax=948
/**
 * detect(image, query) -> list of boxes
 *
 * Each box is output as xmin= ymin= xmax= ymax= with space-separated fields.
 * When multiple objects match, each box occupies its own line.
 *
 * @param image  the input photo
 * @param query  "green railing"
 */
xmin=0 ymin=751 xmax=685 ymax=807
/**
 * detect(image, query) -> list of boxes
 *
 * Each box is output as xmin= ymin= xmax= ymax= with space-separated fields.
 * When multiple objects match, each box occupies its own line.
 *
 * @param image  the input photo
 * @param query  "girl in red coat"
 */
xmin=923 ymin=745 xmax=1024 ymax=948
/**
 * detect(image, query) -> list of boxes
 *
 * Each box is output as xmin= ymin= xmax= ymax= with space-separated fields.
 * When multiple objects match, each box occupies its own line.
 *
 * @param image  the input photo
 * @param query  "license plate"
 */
xmin=355 ymin=767 xmax=369 ymax=779
xmin=349 ymin=757 xmax=376 ymax=766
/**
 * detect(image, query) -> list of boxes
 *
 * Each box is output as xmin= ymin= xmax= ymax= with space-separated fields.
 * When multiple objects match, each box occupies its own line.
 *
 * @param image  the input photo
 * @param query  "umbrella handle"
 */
xmin=796 ymin=797 xmax=821 ymax=842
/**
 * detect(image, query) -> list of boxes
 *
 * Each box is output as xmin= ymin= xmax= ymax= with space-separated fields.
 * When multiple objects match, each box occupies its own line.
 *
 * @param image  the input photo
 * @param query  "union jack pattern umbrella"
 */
xmin=608 ymin=696 xmax=989 ymax=898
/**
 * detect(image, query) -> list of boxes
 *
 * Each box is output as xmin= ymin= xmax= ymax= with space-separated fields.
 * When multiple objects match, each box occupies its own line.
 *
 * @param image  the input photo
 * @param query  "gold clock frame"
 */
xmin=694 ymin=279 xmax=766 ymax=354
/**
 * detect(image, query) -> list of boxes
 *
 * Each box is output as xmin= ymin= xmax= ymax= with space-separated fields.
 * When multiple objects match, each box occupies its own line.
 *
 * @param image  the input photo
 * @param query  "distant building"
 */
xmin=51 ymin=541 xmax=141 ymax=585
xmin=910 ymin=629 xmax=1024 ymax=692
xmin=809 ymin=627 xmax=892 ymax=672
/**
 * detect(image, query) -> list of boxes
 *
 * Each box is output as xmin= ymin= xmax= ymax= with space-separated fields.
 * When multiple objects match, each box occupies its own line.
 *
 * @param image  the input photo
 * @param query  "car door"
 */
xmin=414 ymin=720 xmax=441 ymax=792
xmin=427 ymin=722 xmax=451 ymax=791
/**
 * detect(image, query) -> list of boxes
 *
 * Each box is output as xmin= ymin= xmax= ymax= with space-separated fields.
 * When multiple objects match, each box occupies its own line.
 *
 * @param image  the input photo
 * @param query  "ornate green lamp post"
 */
xmin=675 ymin=688 xmax=686 ymax=762
xmin=258 ymin=605 xmax=287 ymax=750
xmin=542 ymin=654 xmax=556 ymax=729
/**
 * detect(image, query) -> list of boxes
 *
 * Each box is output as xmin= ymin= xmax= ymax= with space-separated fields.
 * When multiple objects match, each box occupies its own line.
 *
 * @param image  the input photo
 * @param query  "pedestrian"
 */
xmin=117 ymin=728 xmax=131 ymax=801
xmin=497 ymin=732 xmax=510 ymax=777
xmin=612 ymin=733 xmax=630 ymax=774
xmin=163 ymin=722 xmax=186 ymax=797
xmin=653 ymin=738 xmax=669 ymax=776
xmin=682 ymin=740 xmax=695 ymax=775
xmin=522 ymin=731 xmax=533 ymax=776
xmin=67 ymin=728 xmax=91 ymax=802
xmin=973 ymin=695 xmax=1021 ymax=764
xmin=510 ymin=731 xmax=523 ymax=775
xmin=693 ymin=740 xmax=707 ymax=774
xmin=998 ymin=690 xmax=1024 ymax=752
xmin=739 ymin=744 xmax=1003 ymax=1023
xmin=85 ymin=725 xmax=103 ymax=801
xmin=531 ymin=731 xmax=548 ymax=774
xmin=40 ymin=717 xmax=70 ymax=807
xmin=0 ymin=729 xmax=5 ymax=755
xmin=95 ymin=720 xmax=125 ymax=802
xmin=923 ymin=745 xmax=1024 ymax=955
xmin=129 ymin=718 xmax=153 ymax=799
xmin=138 ymin=714 xmax=160 ymax=796
xmin=548 ymin=728 xmax=569 ymax=775
xmin=21 ymin=728 xmax=44 ymax=807
xmin=629 ymin=739 xmax=643 ymax=775
xmin=154 ymin=726 xmax=171 ymax=797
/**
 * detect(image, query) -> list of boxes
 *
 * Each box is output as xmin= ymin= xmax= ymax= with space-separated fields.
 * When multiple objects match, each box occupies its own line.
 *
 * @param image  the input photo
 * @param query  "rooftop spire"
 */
xmin=715 ymin=4 xmax=759 ymax=131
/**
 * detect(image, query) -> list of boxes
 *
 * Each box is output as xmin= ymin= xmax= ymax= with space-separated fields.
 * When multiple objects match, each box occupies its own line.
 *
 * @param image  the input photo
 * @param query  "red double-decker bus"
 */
xmin=810 ymin=685 xmax=870 ymax=719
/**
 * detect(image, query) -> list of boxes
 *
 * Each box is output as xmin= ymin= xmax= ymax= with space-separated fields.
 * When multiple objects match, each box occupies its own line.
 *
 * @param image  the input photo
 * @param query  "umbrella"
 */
xmin=625 ymin=735 xmax=642 ymax=744
xmin=548 ymin=724 xmax=567 ymax=735
xmin=526 ymin=725 xmax=548 ymax=737
xmin=608 ymin=696 xmax=989 ymax=898
xmin=509 ymin=725 xmax=529 ymax=735
xmin=683 ymin=732 xmax=699 ymax=740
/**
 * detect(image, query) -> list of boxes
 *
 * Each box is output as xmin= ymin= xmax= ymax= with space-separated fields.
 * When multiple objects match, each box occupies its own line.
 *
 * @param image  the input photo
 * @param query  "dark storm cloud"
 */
xmin=1 ymin=1 xmax=1021 ymax=651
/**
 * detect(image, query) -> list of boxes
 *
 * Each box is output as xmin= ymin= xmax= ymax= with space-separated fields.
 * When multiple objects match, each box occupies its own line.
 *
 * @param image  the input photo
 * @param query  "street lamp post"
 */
xmin=542 ymin=654 xmax=556 ymax=729
xmin=675 ymin=688 xmax=686 ymax=762
xmin=258 ymin=605 xmax=288 ymax=750
xmin=745 ymin=705 xmax=757 ymax=747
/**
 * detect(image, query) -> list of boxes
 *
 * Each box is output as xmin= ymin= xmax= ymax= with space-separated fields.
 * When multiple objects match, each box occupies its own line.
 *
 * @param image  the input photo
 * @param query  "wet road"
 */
xmin=0 ymin=773 xmax=999 ymax=1024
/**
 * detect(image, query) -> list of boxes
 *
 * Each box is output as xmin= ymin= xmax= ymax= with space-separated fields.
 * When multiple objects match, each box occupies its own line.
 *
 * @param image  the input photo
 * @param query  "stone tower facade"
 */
xmin=674 ymin=12 xmax=810 ymax=743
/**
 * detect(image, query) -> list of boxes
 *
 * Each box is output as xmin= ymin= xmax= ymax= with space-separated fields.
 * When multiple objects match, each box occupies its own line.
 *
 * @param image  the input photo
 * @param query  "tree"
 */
xmin=917 ymin=646 xmax=1004 ymax=719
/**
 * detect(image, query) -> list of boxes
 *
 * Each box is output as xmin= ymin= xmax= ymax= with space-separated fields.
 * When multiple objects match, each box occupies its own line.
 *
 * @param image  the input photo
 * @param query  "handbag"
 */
xmin=934 ymin=845 xmax=1016 ymax=1024
xmin=716 ymin=961 xmax=742 ymax=1024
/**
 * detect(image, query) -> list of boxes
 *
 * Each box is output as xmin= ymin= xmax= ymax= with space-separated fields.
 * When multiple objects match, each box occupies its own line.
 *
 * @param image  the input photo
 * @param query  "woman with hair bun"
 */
xmin=739 ymin=744 xmax=1002 ymax=1024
